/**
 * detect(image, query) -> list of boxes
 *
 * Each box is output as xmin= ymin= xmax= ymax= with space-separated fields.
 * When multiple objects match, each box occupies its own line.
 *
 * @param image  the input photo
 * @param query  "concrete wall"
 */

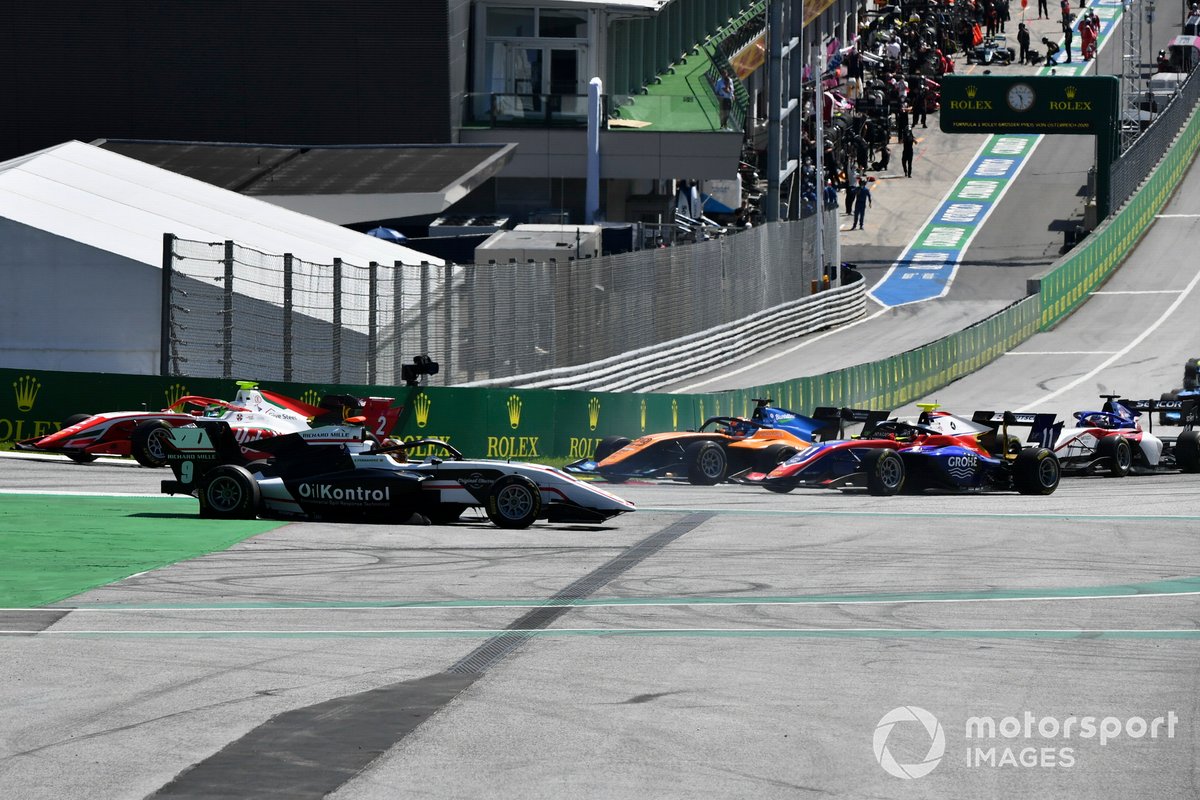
xmin=0 ymin=219 xmax=160 ymax=374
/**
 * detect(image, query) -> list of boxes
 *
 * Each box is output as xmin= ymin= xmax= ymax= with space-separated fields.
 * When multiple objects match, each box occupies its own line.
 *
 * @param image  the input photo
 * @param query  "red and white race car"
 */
xmin=16 ymin=381 xmax=401 ymax=467
xmin=1051 ymin=395 xmax=1199 ymax=476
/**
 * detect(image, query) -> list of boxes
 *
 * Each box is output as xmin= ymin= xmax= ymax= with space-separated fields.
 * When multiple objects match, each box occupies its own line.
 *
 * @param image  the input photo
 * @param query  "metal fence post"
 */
xmin=394 ymin=261 xmax=405 ymax=380
xmin=223 ymin=240 xmax=234 ymax=379
xmin=160 ymin=233 xmax=174 ymax=377
xmin=419 ymin=262 xmax=430 ymax=358
xmin=368 ymin=261 xmax=378 ymax=386
xmin=332 ymin=257 xmax=343 ymax=384
xmin=283 ymin=253 xmax=293 ymax=382
xmin=442 ymin=263 xmax=452 ymax=384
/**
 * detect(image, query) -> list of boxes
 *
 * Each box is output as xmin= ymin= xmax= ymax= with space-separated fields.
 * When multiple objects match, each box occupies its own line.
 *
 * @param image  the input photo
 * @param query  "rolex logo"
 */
xmin=1065 ymin=85 xmax=1077 ymax=99
xmin=507 ymin=394 xmax=522 ymax=429
xmin=300 ymin=389 xmax=321 ymax=407
xmin=698 ymin=400 xmax=705 ymax=422
xmin=587 ymin=397 xmax=601 ymax=431
xmin=671 ymin=399 xmax=679 ymax=430
xmin=164 ymin=383 xmax=188 ymax=407
xmin=13 ymin=375 xmax=40 ymax=412
xmin=966 ymin=85 xmax=978 ymax=98
xmin=640 ymin=398 xmax=647 ymax=432
xmin=415 ymin=392 xmax=432 ymax=428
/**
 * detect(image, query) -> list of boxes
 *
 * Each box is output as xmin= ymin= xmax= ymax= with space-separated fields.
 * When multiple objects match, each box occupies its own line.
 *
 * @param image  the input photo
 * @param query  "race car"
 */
xmin=1078 ymin=396 xmax=1200 ymax=474
xmin=565 ymin=399 xmax=830 ymax=485
xmin=743 ymin=405 xmax=1061 ymax=495
xmin=15 ymin=381 xmax=400 ymax=467
xmin=1050 ymin=395 xmax=1157 ymax=477
xmin=1157 ymin=358 xmax=1200 ymax=424
xmin=159 ymin=420 xmax=635 ymax=528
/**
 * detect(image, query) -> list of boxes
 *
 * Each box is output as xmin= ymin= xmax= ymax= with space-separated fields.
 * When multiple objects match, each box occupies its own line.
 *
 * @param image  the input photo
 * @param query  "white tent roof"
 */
xmin=0 ymin=140 xmax=443 ymax=268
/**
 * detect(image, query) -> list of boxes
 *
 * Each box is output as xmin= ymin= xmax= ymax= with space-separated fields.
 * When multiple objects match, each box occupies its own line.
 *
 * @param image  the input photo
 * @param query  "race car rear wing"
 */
xmin=811 ymin=407 xmax=892 ymax=440
xmin=970 ymin=411 xmax=1063 ymax=449
xmin=1117 ymin=398 xmax=1198 ymax=432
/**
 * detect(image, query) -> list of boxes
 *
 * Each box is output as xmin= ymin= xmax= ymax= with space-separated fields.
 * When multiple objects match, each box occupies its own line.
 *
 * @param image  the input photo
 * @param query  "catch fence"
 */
xmin=162 ymin=213 xmax=837 ymax=386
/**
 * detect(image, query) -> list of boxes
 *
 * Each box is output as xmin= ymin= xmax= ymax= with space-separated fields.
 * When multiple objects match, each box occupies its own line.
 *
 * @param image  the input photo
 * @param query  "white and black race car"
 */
xmin=160 ymin=420 xmax=635 ymax=528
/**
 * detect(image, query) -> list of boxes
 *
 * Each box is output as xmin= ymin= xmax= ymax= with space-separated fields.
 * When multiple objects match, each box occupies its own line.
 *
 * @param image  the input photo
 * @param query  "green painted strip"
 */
xmin=43 ymin=575 xmax=1200 ymax=611
xmin=8 ymin=628 xmax=1200 ymax=640
xmin=0 ymin=494 xmax=284 ymax=607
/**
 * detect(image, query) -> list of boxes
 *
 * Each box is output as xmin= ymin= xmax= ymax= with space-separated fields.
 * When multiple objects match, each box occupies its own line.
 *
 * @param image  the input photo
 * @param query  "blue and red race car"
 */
xmin=742 ymin=405 xmax=1062 ymax=495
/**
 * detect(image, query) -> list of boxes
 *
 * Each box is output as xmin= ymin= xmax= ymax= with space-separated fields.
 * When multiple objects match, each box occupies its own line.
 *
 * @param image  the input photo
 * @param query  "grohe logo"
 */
xmin=874 ymin=706 xmax=946 ymax=779
xmin=13 ymin=375 xmax=40 ymax=412
xmin=415 ymin=392 xmax=432 ymax=428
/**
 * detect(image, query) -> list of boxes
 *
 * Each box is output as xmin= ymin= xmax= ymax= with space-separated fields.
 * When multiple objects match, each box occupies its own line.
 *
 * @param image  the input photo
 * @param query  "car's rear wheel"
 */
xmin=486 ymin=474 xmax=542 ymax=529
xmin=1013 ymin=447 xmax=1060 ymax=495
xmin=198 ymin=465 xmax=261 ymax=519
xmin=594 ymin=436 xmax=631 ymax=463
xmin=130 ymin=420 xmax=173 ymax=467
xmin=685 ymin=441 xmax=727 ymax=485
xmin=1177 ymin=430 xmax=1200 ymax=473
xmin=1160 ymin=390 xmax=1181 ymax=425
xmin=1097 ymin=435 xmax=1132 ymax=477
xmin=864 ymin=449 xmax=905 ymax=496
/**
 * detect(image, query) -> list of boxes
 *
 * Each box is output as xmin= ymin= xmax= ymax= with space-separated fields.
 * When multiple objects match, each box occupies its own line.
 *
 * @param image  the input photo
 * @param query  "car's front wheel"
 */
xmin=1097 ymin=435 xmax=1132 ymax=477
xmin=198 ymin=465 xmax=261 ymax=519
xmin=685 ymin=441 xmax=727 ymax=485
xmin=486 ymin=474 xmax=542 ymax=529
xmin=130 ymin=420 xmax=173 ymax=468
xmin=864 ymin=449 xmax=905 ymax=496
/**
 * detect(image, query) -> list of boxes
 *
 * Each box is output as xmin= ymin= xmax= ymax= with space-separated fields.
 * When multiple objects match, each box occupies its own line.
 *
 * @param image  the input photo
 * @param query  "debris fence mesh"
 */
xmin=164 ymin=213 xmax=837 ymax=386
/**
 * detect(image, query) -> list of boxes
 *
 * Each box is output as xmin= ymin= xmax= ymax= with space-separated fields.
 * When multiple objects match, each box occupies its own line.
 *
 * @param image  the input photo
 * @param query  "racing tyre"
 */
xmin=61 ymin=414 xmax=99 ymax=463
xmin=486 ymin=474 xmax=542 ymax=529
xmin=1097 ymin=435 xmax=1132 ymax=477
xmin=1160 ymin=390 xmax=1180 ymax=426
xmin=197 ymin=465 xmax=261 ymax=519
xmin=594 ymin=436 xmax=631 ymax=463
xmin=1184 ymin=358 xmax=1199 ymax=391
xmin=864 ymin=449 xmax=905 ymax=496
xmin=1177 ymin=431 xmax=1200 ymax=473
xmin=1013 ymin=447 xmax=1060 ymax=495
xmin=685 ymin=441 xmax=727 ymax=485
xmin=756 ymin=444 xmax=799 ymax=472
xmin=130 ymin=420 xmax=173 ymax=468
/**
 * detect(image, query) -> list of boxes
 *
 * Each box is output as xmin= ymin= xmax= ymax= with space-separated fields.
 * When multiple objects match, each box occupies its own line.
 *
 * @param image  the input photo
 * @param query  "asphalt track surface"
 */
xmin=6 ymin=21 xmax=1200 ymax=800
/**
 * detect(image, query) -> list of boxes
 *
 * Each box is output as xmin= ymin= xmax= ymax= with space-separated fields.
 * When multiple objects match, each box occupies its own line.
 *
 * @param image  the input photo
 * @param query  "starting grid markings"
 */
xmin=869 ymin=0 xmax=1126 ymax=307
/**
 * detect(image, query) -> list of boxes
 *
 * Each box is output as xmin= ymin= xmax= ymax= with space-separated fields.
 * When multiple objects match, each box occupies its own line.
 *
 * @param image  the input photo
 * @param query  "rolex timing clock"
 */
xmin=1006 ymin=82 xmax=1036 ymax=112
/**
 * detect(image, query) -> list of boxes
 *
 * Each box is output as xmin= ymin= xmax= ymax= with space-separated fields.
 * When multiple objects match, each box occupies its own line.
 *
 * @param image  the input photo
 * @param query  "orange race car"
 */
xmin=565 ymin=400 xmax=832 ymax=485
